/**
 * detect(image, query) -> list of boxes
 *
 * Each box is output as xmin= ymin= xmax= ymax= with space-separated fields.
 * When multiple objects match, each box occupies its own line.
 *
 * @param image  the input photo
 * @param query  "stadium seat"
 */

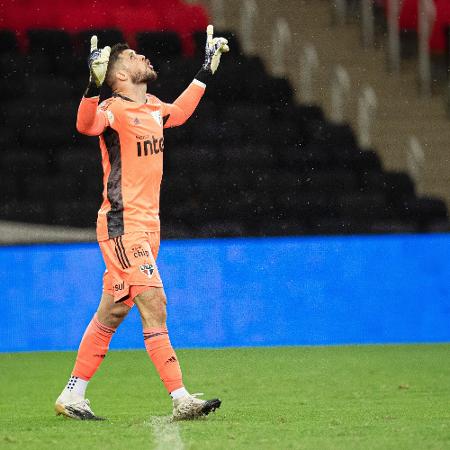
xmin=76 ymin=29 xmax=125 ymax=55
xmin=0 ymin=173 xmax=20 ymax=200
xmin=0 ymin=200 xmax=50 ymax=223
xmin=426 ymin=219 xmax=450 ymax=232
xmin=110 ymin=7 xmax=162 ymax=48
xmin=299 ymin=170 xmax=358 ymax=194
xmin=368 ymin=220 xmax=420 ymax=234
xmin=278 ymin=143 xmax=332 ymax=171
xmin=0 ymin=53 xmax=26 ymax=81
xmin=193 ymin=29 xmax=242 ymax=57
xmin=1 ymin=151 xmax=50 ymax=179
xmin=136 ymin=32 xmax=183 ymax=63
xmin=0 ymin=78 xmax=23 ymax=101
xmin=278 ymin=192 xmax=333 ymax=219
xmin=335 ymin=149 xmax=383 ymax=173
xmin=55 ymin=149 xmax=102 ymax=177
xmin=21 ymin=52 xmax=54 ymax=75
xmin=52 ymin=200 xmax=99 ymax=227
xmin=27 ymin=29 xmax=73 ymax=56
xmin=0 ymin=14 xmax=447 ymax=234
xmin=336 ymin=192 xmax=388 ymax=219
xmin=197 ymin=221 xmax=247 ymax=238
xmin=163 ymin=198 xmax=202 ymax=227
xmin=156 ymin=1 xmax=208 ymax=55
xmin=22 ymin=174 xmax=83 ymax=202
xmin=309 ymin=218 xmax=371 ymax=235
xmin=0 ymin=30 xmax=18 ymax=54
xmin=222 ymin=146 xmax=274 ymax=169
xmin=24 ymin=76 xmax=74 ymax=101
xmin=0 ymin=125 xmax=19 ymax=148
xmin=160 ymin=221 xmax=193 ymax=239
xmin=259 ymin=219 xmax=310 ymax=237
xmin=164 ymin=145 xmax=219 ymax=173
xmin=429 ymin=0 xmax=450 ymax=52
xmin=395 ymin=197 xmax=448 ymax=222
xmin=384 ymin=171 xmax=416 ymax=202
xmin=27 ymin=29 xmax=76 ymax=76
xmin=161 ymin=173 xmax=197 ymax=206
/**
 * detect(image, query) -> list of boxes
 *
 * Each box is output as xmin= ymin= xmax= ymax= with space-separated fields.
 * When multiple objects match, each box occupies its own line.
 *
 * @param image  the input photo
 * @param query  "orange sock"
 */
xmin=143 ymin=327 xmax=184 ymax=393
xmin=72 ymin=314 xmax=116 ymax=381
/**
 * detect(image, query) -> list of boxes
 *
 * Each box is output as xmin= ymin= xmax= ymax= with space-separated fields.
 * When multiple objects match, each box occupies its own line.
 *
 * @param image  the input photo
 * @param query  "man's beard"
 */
xmin=131 ymin=68 xmax=158 ymax=84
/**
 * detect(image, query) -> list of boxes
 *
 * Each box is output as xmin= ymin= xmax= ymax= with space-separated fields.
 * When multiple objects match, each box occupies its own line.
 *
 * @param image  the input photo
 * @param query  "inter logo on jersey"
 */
xmin=136 ymin=136 xmax=164 ymax=156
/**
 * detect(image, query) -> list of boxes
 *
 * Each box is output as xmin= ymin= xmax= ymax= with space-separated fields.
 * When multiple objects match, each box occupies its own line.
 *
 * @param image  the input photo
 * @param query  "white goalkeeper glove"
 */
xmin=202 ymin=25 xmax=229 ymax=74
xmin=88 ymin=35 xmax=111 ymax=87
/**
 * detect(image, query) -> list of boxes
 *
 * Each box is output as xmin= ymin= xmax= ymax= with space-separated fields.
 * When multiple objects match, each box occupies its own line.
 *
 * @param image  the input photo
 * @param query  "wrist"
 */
xmin=195 ymin=68 xmax=212 ymax=84
xmin=84 ymin=80 xmax=101 ymax=97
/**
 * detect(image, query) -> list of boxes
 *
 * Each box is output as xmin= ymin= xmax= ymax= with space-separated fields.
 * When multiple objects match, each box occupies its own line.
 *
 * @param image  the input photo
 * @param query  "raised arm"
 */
xmin=163 ymin=25 xmax=229 ymax=129
xmin=76 ymin=97 xmax=110 ymax=136
xmin=162 ymin=80 xmax=206 ymax=128
xmin=76 ymin=35 xmax=111 ymax=136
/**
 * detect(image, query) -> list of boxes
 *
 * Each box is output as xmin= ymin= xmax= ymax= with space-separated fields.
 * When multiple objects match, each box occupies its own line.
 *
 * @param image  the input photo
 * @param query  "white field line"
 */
xmin=148 ymin=416 xmax=184 ymax=450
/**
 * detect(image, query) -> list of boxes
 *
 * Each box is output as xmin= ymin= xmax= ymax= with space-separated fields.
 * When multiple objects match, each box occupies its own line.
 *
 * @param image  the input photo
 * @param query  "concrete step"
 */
xmin=202 ymin=0 xmax=450 ymax=206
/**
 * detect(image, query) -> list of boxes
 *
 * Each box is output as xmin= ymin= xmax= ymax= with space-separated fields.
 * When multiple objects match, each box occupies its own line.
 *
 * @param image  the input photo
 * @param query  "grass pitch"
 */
xmin=1 ymin=345 xmax=450 ymax=449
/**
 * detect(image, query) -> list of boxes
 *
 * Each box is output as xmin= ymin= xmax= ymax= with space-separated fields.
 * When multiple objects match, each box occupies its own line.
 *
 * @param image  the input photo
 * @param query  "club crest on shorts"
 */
xmin=139 ymin=263 xmax=154 ymax=278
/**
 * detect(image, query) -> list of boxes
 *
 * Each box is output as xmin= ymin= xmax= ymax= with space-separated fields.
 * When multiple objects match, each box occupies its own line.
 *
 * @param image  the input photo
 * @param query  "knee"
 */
xmin=109 ymin=309 xmax=129 ymax=328
xmin=98 ymin=306 xmax=129 ymax=329
xmin=135 ymin=289 xmax=167 ymax=327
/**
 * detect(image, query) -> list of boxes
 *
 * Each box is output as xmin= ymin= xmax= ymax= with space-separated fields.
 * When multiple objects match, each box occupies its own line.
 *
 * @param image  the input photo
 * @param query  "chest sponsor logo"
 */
xmin=137 ymin=136 xmax=164 ymax=157
xmin=139 ymin=263 xmax=155 ymax=278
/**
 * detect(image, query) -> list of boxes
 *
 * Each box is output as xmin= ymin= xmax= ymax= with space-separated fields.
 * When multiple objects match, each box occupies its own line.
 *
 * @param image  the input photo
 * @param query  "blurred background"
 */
xmin=1 ymin=0 xmax=449 ymax=242
xmin=0 ymin=0 xmax=449 ymax=351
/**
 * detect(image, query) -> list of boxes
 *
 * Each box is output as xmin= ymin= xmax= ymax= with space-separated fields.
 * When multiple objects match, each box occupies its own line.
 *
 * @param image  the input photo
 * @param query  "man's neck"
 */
xmin=114 ymin=83 xmax=147 ymax=104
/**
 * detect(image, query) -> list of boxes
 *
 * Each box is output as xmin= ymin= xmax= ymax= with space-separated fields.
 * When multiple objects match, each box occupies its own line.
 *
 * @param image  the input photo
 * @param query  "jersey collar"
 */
xmin=113 ymin=92 xmax=148 ymax=104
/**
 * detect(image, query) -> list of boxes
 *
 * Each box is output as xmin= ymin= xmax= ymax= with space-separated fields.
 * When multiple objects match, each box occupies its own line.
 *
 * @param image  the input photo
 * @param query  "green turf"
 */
xmin=1 ymin=345 xmax=450 ymax=449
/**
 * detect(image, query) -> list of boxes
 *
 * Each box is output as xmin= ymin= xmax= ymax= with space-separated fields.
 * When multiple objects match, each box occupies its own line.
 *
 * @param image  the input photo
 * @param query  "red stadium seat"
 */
xmin=0 ymin=0 xmax=209 ymax=55
xmin=384 ymin=0 xmax=450 ymax=52
xmin=429 ymin=0 xmax=450 ymax=52
xmin=112 ymin=7 xmax=162 ymax=48
xmin=56 ymin=0 xmax=114 ymax=32
xmin=399 ymin=0 xmax=418 ymax=30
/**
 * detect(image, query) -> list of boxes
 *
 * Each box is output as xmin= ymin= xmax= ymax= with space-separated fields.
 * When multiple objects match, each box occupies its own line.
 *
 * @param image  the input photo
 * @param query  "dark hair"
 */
xmin=105 ymin=43 xmax=130 ymax=87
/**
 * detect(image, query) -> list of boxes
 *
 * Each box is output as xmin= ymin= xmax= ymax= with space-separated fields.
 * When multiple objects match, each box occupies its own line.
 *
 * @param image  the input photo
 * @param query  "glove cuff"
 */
xmin=84 ymin=81 xmax=101 ymax=98
xmin=195 ymin=68 xmax=212 ymax=84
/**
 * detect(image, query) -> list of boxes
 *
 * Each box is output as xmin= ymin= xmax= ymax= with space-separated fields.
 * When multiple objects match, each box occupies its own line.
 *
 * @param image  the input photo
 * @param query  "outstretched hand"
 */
xmin=88 ymin=36 xmax=111 ymax=87
xmin=202 ymin=25 xmax=229 ymax=75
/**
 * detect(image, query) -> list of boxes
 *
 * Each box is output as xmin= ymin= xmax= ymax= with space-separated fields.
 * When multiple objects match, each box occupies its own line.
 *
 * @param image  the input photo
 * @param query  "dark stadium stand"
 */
xmin=0 ymin=2 xmax=448 ymax=237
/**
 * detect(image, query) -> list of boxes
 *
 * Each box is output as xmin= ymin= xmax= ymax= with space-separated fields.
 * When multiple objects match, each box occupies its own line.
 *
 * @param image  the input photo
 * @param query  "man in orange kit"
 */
xmin=55 ymin=26 xmax=229 ymax=421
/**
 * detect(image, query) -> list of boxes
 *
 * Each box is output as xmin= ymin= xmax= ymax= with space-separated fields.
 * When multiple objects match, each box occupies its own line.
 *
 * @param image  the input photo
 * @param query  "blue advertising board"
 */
xmin=1 ymin=234 xmax=449 ymax=352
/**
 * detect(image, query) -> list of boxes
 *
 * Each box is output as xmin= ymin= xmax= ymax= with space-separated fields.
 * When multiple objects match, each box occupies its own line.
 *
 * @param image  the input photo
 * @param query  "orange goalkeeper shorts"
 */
xmin=99 ymin=231 xmax=163 ymax=307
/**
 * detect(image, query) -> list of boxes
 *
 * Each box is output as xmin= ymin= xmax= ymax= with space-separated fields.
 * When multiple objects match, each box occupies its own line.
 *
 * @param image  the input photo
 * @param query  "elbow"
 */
xmin=76 ymin=119 xmax=97 ymax=136
xmin=76 ymin=119 xmax=88 ymax=135
xmin=173 ymin=113 xmax=189 ymax=127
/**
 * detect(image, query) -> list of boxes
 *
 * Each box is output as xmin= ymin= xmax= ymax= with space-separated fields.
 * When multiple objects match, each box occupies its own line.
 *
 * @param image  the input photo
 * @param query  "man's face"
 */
xmin=119 ymin=49 xmax=157 ymax=84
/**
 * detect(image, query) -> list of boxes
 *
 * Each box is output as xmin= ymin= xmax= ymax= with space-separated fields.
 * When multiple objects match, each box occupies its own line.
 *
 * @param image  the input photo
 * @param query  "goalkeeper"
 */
xmin=54 ymin=26 xmax=229 ymax=421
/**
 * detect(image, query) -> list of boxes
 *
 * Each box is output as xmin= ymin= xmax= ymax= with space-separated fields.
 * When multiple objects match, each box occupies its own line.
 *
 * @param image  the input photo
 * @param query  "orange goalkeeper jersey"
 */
xmin=76 ymin=80 xmax=206 ymax=241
